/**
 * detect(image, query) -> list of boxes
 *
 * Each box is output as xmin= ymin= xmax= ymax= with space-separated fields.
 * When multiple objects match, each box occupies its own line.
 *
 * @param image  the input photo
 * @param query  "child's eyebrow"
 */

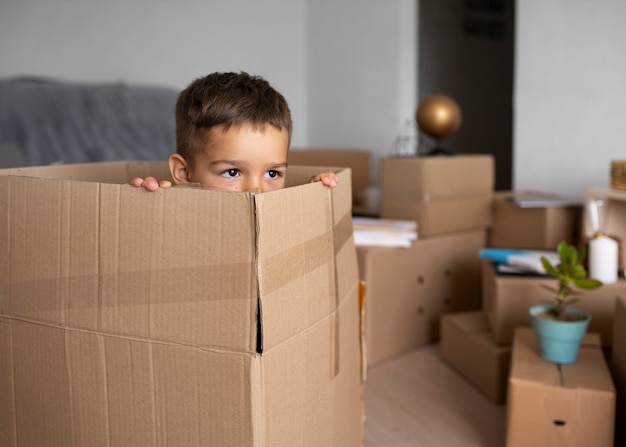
xmin=268 ymin=162 xmax=288 ymax=169
xmin=210 ymin=160 xmax=288 ymax=169
xmin=210 ymin=159 xmax=245 ymax=166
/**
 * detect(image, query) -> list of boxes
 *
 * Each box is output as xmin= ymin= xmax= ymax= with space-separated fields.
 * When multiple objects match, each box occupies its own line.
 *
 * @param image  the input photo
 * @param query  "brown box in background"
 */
xmin=488 ymin=191 xmax=581 ymax=249
xmin=288 ymin=148 xmax=371 ymax=209
xmin=379 ymin=155 xmax=494 ymax=237
xmin=612 ymin=295 xmax=626 ymax=447
xmin=506 ymin=327 xmax=615 ymax=447
xmin=357 ymin=229 xmax=486 ymax=366
xmin=482 ymin=260 xmax=626 ymax=347
xmin=440 ymin=311 xmax=511 ymax=404
xmin=0 ymin=161 xmax=364 ymax=447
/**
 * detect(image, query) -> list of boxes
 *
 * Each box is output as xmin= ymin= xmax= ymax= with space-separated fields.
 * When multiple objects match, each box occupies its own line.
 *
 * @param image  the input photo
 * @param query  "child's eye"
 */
xmin=222 ymin=169 xmax=240 ymax=178
xmin=264 ymin=170 xmax=283 ymax=179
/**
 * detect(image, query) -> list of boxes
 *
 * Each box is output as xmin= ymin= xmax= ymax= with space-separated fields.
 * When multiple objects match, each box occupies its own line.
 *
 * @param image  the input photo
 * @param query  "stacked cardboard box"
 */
xmin=482 ymin=260 xmax=626 ymax=348
xmin=506 ymin=327 xmax=615 ymax=447
xmin=0 ymin=161 xmax=365 ymax=446
xmin=355 ymin=155 xmax=494 ymax=366
xmin=440 ymin=311 xmax=511 ymax=404
xmin=380 ymin=155 xmax=494 ymax=237
xmin=441 ymin=188 xmax=596 ymax=404
xmin=358 ymin=229 xmax=486 ymax=366
xmin=488 ymin=191 xmax=582 ymax=249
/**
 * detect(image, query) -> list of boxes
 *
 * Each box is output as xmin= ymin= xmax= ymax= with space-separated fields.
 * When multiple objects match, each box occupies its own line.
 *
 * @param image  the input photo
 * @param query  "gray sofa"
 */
xmin=0 ymin=77 xmax=177 ymax=168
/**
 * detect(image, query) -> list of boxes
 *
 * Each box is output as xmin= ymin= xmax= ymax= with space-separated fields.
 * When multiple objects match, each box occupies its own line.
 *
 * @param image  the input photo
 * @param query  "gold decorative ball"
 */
xmin=415 ymin=94 xmax=462 ymax=139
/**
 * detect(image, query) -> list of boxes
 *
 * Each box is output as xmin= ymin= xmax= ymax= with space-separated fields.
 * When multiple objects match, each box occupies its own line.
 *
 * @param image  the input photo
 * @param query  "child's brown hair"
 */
xmin=175 ymin=71 xmax=292 ymax=168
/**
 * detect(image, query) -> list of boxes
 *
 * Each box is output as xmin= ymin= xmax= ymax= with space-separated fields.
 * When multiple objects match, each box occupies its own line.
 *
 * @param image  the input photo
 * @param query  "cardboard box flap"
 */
xmin=0 ymin=175 xmax=259 ymax=352
xmin=257 ymin=167 xmax=356 ymax=353
xmin=0 ymin=160 xmax=173 ymax=184
xmin=256 ymin=180 xmax=336 ymax=352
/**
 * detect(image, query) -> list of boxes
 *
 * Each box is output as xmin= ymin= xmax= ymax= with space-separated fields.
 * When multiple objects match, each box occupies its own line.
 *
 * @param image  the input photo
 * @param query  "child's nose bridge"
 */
xmin=241 ymin=175 xmax=262 ymax=193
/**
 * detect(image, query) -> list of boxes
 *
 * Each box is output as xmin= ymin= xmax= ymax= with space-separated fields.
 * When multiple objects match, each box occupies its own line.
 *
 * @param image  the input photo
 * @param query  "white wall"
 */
xmin=306 ymin=1 xmax=417 ymax=157
xmin=515 ymin=0 xmax=626 ymax=196
xmin=11 ymin=1 xmax=623 ymax=197
xmin=0 ymin=0 xmax=417 ymax=182
xmin=0 ymin=0 xmax=310 ymax=144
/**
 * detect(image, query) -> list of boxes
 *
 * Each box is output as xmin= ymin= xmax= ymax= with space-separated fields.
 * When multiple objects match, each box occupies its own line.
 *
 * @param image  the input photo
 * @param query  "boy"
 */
xmin=131 ymin=71 xmax=338 ymax=192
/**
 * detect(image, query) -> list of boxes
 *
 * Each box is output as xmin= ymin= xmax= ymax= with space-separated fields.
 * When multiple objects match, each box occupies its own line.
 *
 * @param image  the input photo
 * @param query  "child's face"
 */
xmin=173 ymin=125 xmax=289 ymax=193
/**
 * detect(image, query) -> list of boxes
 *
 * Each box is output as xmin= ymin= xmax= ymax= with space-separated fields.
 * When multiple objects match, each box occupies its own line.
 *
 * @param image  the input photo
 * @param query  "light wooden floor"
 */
xmin=363 ymin=343 xmax=507 ymax=447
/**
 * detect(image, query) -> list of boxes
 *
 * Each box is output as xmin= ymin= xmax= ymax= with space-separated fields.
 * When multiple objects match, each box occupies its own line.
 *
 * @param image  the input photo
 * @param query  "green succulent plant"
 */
xmin=540 ymin=240 xmax=603 ymax=320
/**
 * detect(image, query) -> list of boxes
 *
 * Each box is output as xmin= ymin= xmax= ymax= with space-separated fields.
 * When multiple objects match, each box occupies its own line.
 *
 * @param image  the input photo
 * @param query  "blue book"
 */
xmin=479 ymin=248 xmax=559 ymax=273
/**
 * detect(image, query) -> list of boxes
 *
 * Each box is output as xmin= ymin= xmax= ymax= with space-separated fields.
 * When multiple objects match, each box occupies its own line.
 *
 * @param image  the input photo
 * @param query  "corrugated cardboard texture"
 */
xmin=380 ymin=155 xmax=494 ymax=237
xmin=506 ymin=327 xmax=615 ymax=447
xmin=0 ymin=161 xmax=364 ymax=447
xmin=488 ymin=191 xmax=581 ymax=249
xmin=612 ymin=296 xmax=626 ymax=446
xmin=357 ymin=229 xmax=486 ymax=366
xmin=482 ymin=260 xmax=626 ymax=347
xmin=440 ymin=311 xmax=511 ymax=404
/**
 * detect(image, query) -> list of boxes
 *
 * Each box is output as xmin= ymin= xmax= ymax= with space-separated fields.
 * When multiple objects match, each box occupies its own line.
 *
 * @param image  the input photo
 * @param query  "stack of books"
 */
xmin=352 ymin=216 xmax=418 ymax=248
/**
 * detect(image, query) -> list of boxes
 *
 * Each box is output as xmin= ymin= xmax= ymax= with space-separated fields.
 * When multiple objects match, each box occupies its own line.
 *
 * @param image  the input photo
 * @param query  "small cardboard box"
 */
xmin=506 ymin=327 xmax=615 ymax=447
xmin=0 ymin=161 xmax=364 ymax=447
xmin=287 ymin=148 xmax=371 ymax=210
xmin=379 ymin=154 xmax=494 ymax=237
xmin=612 ymin=295 xmax=626 ymax=446
xmin=488 ymin=191 xmax=582 ymax=249
xmin=440 ymin=311 xmax=511 ymax=404
xmin=482 ymin=260 xmax=626 ymax=346
xmin=357 ymin=229 xmax=486 ymax=366
xmin=584 ymin=187 xmax=626 ymax=270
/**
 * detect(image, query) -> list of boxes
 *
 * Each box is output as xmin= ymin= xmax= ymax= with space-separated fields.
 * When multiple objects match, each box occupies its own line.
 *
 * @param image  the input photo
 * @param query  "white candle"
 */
xmin=588 ymin=234 xmax=618 ymax=284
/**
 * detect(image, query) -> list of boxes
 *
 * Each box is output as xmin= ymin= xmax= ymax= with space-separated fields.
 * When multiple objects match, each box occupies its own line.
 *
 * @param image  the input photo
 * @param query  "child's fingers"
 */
xmin=130 ymin=177 xmax=144 ymax=187
xmin=323 ymin=173 xmax=339 ymax=187
xmin=144 ymin=177 xmax=160 ymax=191
xmin=130 ymin=177 xmax=171 ymax=191
xmin=310 ymin=171 xmax=339 ymax=188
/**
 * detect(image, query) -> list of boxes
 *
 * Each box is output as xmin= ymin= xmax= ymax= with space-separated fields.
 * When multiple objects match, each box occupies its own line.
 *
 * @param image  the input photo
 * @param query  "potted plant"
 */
xmin=529 ymin=240 xmax=603 ymax=364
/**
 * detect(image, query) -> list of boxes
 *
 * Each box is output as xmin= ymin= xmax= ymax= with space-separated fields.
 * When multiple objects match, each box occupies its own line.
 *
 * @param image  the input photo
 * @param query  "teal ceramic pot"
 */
xmin=529 ymin=304 xmax=591 ymax=364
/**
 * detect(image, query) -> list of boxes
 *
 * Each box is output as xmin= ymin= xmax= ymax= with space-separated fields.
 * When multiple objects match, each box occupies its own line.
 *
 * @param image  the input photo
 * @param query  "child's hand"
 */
xmin=130 ymin=177 xmax=172 ymax=191
xmin=309 ymin=171 xmax=340 ymax=188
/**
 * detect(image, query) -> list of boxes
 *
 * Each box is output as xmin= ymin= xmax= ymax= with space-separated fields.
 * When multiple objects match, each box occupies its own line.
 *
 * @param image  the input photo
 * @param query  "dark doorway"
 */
xmin=418 ymin=0 xmax=514 ymax=190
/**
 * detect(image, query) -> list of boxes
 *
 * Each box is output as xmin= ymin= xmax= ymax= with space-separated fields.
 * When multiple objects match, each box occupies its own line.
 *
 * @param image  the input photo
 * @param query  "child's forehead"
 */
xmin=197 ymin=124 xmax=289 ymax=157
xmin=202 ymin=124 xmax=290 ymax=146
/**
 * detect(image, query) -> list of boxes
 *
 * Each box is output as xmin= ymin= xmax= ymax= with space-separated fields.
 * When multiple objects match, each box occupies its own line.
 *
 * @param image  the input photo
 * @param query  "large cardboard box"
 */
xmin=440 ymin=311 xmax=511 ymax=405
xmin=482 ymin=260 xmax=626 ymax=347
xmin=287 ymin=148 xmax=371 ymax=211
xmin=506 ymin=327 xmax=615 ymax=447
xmin=0 ymin=161 xmax=364 ymax=447
xmin=357 ymin=229 xmax=486 ymax=366
xmin=488 ymin=191 xmax=582 ymax=249
xmin=379 ymin=154 xmax=494 ymax=237
xmin=612 ymin=295 xmax=626 ymax=447
xmin=584 ymin=187 xmax=626 ymax=270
